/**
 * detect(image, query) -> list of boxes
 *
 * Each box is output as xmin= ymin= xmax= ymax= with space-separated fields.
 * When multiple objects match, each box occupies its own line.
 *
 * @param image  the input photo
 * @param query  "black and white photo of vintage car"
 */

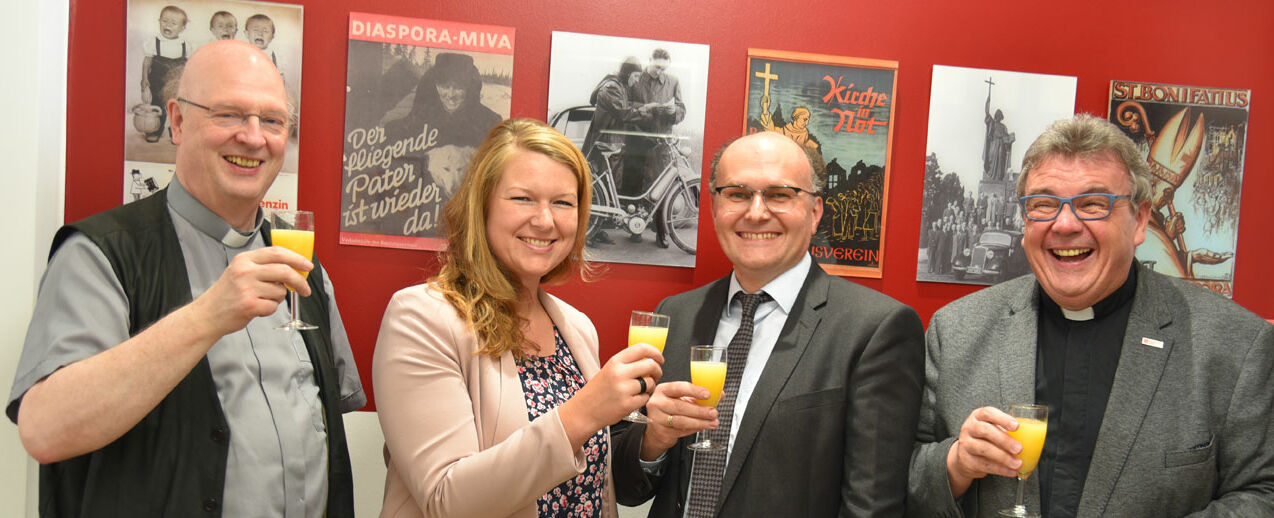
xmin=952 ymin=229 xmax=1029 ymax=283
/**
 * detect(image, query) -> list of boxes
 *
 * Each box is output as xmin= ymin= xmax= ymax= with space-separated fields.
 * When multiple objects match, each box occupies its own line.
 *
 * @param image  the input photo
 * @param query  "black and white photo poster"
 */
xmin=917 ymin=65 xmax=1075 ymax=286
xmin=124 ymin=0 xmax=303 ymax=208
xmin=547 ymin=31 xmax=708 ymax=268
xmin=340 ymin=13 xmax=513 ymax=250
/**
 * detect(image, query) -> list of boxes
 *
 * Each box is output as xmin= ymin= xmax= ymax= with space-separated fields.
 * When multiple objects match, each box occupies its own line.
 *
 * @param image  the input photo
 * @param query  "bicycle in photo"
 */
xmin=550 ymin=106 xmax=700 ymax=255
xmin=586 ymin=133 xmax=699 ymax=254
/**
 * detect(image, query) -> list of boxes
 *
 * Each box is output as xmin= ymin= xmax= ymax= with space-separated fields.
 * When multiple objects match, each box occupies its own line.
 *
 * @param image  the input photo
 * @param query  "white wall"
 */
xmin=2 ymin=1 xmax=68 ymax=516
xmin=346 ymin=410 xmax=386 ymax=516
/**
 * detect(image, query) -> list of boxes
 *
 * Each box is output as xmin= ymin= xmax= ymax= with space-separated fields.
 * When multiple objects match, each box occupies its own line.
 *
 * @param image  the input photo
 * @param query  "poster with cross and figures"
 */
xmin=744 ymin=49 xmax=898 ymax=278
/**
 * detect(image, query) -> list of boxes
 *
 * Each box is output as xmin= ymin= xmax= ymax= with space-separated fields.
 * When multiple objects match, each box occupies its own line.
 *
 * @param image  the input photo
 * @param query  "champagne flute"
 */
xmin=686 ymin=345 xmax=728 ymax=451
xmin=270 ymin=209 xmax=318 ymax=331
xmin=998 ymin=404 xmax=1048 ymax=518
xmin=623 ymin=310 xmax=670 ymax=423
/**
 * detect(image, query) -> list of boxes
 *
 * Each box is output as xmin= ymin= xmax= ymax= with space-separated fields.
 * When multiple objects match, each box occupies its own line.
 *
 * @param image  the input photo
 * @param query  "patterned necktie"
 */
xmin=686 ymin=291 xmax=771 ymax=518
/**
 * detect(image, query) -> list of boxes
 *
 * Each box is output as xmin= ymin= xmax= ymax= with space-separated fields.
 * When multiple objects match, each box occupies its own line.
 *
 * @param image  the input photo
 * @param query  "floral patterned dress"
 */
xmin=516 ymin=326 xmax=609 ymax=518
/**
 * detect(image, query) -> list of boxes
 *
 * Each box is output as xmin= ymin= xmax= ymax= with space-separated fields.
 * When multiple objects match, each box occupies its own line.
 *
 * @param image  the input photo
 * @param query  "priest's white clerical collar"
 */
xmin=166 ymin=175 xmax=262 ymax=248
xmin=1061 ymin=306 xmax=1095 ymax=321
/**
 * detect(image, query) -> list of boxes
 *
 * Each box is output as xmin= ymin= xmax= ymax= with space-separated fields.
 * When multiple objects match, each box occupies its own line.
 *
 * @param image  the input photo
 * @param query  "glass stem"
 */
xmin=1014 ymin=475 xmax=1027 ymax=514
xmin=289 ymin=290 xmax=300 ymax=323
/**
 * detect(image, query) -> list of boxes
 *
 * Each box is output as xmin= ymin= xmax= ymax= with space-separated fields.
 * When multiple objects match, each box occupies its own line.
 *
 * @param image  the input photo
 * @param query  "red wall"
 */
xmin=65 ymin=0 xmax=1274 ymax=409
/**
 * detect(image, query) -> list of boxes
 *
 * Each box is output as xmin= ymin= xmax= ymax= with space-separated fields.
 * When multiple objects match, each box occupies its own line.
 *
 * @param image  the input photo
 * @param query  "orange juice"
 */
xmin=628 ymin=325 xmax=669 ymax=352
xmin=271 ymin=229 xmax=314 ymax=279
xmin=690 ymin=361 xmax=727 ymax=407
xmin=1007 ymin=418 xmax=1047 ymax=476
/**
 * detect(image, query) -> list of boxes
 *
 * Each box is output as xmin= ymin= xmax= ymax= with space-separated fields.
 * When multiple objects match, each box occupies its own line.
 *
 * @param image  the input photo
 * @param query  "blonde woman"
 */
xmin=374 ymin=118 xmax=663 ymax=518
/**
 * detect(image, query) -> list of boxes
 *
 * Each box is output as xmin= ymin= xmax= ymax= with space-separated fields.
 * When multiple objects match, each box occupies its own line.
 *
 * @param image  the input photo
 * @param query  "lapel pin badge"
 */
xmin=1141 ymin=337 xmax=1164 ymax=349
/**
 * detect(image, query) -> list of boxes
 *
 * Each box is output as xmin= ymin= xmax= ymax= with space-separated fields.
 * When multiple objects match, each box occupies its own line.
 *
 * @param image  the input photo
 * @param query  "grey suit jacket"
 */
xmin=907 ymin=265 xmax=1274 ymax=517
xmin=612 ymin=266 xmax=925 ymax=517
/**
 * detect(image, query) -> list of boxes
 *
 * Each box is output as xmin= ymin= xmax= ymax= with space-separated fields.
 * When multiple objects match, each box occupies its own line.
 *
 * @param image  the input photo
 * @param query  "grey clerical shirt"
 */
xmin=8 ymin=177 xmax=365 ymax=518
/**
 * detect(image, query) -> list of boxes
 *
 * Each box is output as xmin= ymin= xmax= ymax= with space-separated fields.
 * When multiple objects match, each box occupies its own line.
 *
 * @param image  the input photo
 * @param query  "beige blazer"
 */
xmin=373 ymin=283 xmax=617 ymax=518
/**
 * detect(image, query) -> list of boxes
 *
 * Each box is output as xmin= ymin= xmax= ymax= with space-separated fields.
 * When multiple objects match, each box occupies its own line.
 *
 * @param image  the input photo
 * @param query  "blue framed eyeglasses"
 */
xmin=1019 ymin=193 xmax=1131 ymax=221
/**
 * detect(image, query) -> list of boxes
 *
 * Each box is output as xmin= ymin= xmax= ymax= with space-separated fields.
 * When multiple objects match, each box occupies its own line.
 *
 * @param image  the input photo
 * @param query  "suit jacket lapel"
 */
xmin=999 ymin=280 xmax=1040 ymax=407
xmin=1079 ymin=268 xmax=1174 ymax=516
xmin=717 ymin=267 xmax=827 ymax=509
xmin=996 ymin=280 xmax=1043 ymax=507
xmin=673 ymin=277 xmax=731 ymax=498
xmin=691 ymin=279 xmax=731 ymax=348
xmin=541 ymin=289 xmax=599 ymax=379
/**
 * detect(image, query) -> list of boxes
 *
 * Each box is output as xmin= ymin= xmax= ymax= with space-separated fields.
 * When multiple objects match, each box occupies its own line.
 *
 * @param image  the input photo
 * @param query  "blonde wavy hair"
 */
xmin=432 ymin=118 xmax=595 ymax=360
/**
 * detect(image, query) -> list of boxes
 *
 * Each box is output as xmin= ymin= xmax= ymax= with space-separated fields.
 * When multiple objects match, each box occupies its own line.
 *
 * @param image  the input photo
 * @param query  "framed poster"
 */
xmin=339 ymin=13 xmax=514 ymax=250
xmin=1109 ymin=80 xmax=1251 ymax=298
xmin=547 ymin=31 xmax=709 ymax=268
xmin=916 ymin=65 xmax=1076 ymax=286
xmin=744 ymin=49 xmax=898 ymax=278
xmin=124 ymin=0 xmax=303 ymax=208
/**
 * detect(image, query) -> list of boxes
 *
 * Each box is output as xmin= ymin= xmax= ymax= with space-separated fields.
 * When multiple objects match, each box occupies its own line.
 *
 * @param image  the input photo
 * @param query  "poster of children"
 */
xmin=123 ymin=0 xmax=302 ymax=208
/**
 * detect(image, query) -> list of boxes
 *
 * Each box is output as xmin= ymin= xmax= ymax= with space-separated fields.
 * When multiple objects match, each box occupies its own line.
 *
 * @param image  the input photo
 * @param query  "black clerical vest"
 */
xmin=38 ymin=190 xmax=353 ymax=518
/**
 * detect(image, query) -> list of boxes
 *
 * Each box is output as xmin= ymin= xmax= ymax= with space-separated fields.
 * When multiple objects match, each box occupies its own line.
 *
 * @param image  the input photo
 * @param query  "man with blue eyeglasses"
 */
xmin=907 ymin=114 xmax=1274 ymax=517
xmin=9 ymin=40 xmax=363 ymax=517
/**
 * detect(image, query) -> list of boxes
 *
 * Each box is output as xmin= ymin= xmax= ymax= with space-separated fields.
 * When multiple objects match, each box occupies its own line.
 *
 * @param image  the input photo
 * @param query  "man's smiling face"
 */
xmin=712 ymin=133 xmax=823 ymax=292
xmin=1020 ymin=152 xmax=1149 ymax=309
xmin=170 ymin=41 xmax=289 ymax=228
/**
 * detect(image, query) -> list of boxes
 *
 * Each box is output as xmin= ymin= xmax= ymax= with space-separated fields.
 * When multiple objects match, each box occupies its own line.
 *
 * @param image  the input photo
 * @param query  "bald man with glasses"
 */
xmin=907 ymin=114 xmax=1274 ymax=517
xmin=9 ymin=40 xmax=363 ymax=517
xmin=612 ymin=132 xmax=925 ymax=517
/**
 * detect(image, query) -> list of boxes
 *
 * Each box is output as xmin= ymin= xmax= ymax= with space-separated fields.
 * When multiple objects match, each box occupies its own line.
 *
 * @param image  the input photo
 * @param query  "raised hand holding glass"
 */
xmin=998 ymin=404 xmax=1048 ymax=518
xmin=270 ymin=209 xmax=317 ymax=331
xmin=622 ymin=311 xmax=670 ymax=423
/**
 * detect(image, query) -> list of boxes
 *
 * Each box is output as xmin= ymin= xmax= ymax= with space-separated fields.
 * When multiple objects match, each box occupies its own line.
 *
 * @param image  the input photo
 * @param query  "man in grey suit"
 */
xmin=612 ymin=132 xmax=925 ymax=516
xmin=908 ymin=114 xmax=1274 ymax=517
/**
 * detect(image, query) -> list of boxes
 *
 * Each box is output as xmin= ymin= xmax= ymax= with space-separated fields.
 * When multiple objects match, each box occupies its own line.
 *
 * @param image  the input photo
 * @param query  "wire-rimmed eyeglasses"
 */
xmin=1019 ymin=193 xmax=1131 ymax=221
xmin=712 ymin=185 xmax=817 ymax=213
xmin=177 ymin=97 xmax=295 ymax=136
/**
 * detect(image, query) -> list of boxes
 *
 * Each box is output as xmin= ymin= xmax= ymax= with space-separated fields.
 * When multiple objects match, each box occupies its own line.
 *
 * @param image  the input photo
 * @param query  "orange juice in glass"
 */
xmin=687 ymin=345 xmax=728 ymax=451
xmin=999 ymin=404 xmax=1048 ymax=518
xmin=690 ymin=359 xmax=726 ymax=408
xmin=1006 ymin=417 xmax=1047 ymax=476
xmin=622 ymin=311 xmax=670 ymax=423
xmin=270 ymin=229 xmax=314 ymax=279
xmin=628 ymin=323 xmax=669 ymax=353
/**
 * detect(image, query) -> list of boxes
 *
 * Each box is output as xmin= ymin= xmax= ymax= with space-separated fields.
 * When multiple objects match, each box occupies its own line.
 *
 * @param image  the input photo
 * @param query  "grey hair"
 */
xmin=1016 ymin=113 xmax=1152 ymax=206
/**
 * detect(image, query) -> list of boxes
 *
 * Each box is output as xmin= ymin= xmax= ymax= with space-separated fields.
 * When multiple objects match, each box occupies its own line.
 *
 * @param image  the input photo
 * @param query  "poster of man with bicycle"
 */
xmin=547 ymin=31 xmax=709 ymax=268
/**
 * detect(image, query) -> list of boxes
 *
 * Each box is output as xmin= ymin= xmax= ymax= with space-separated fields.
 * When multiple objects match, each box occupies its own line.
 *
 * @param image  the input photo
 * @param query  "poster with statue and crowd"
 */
xmin=124 ymin=0 xmax=303 ymax=207
xmin=744 ymin=49 xmax=899 ymax=278
xmin=1108 ymin=80 xmax=1250 ymax=298
xmin=340 ymin=12 xmax=513 ymax=250
xmin=917 ymin=65 xmax=1076 ymax=286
